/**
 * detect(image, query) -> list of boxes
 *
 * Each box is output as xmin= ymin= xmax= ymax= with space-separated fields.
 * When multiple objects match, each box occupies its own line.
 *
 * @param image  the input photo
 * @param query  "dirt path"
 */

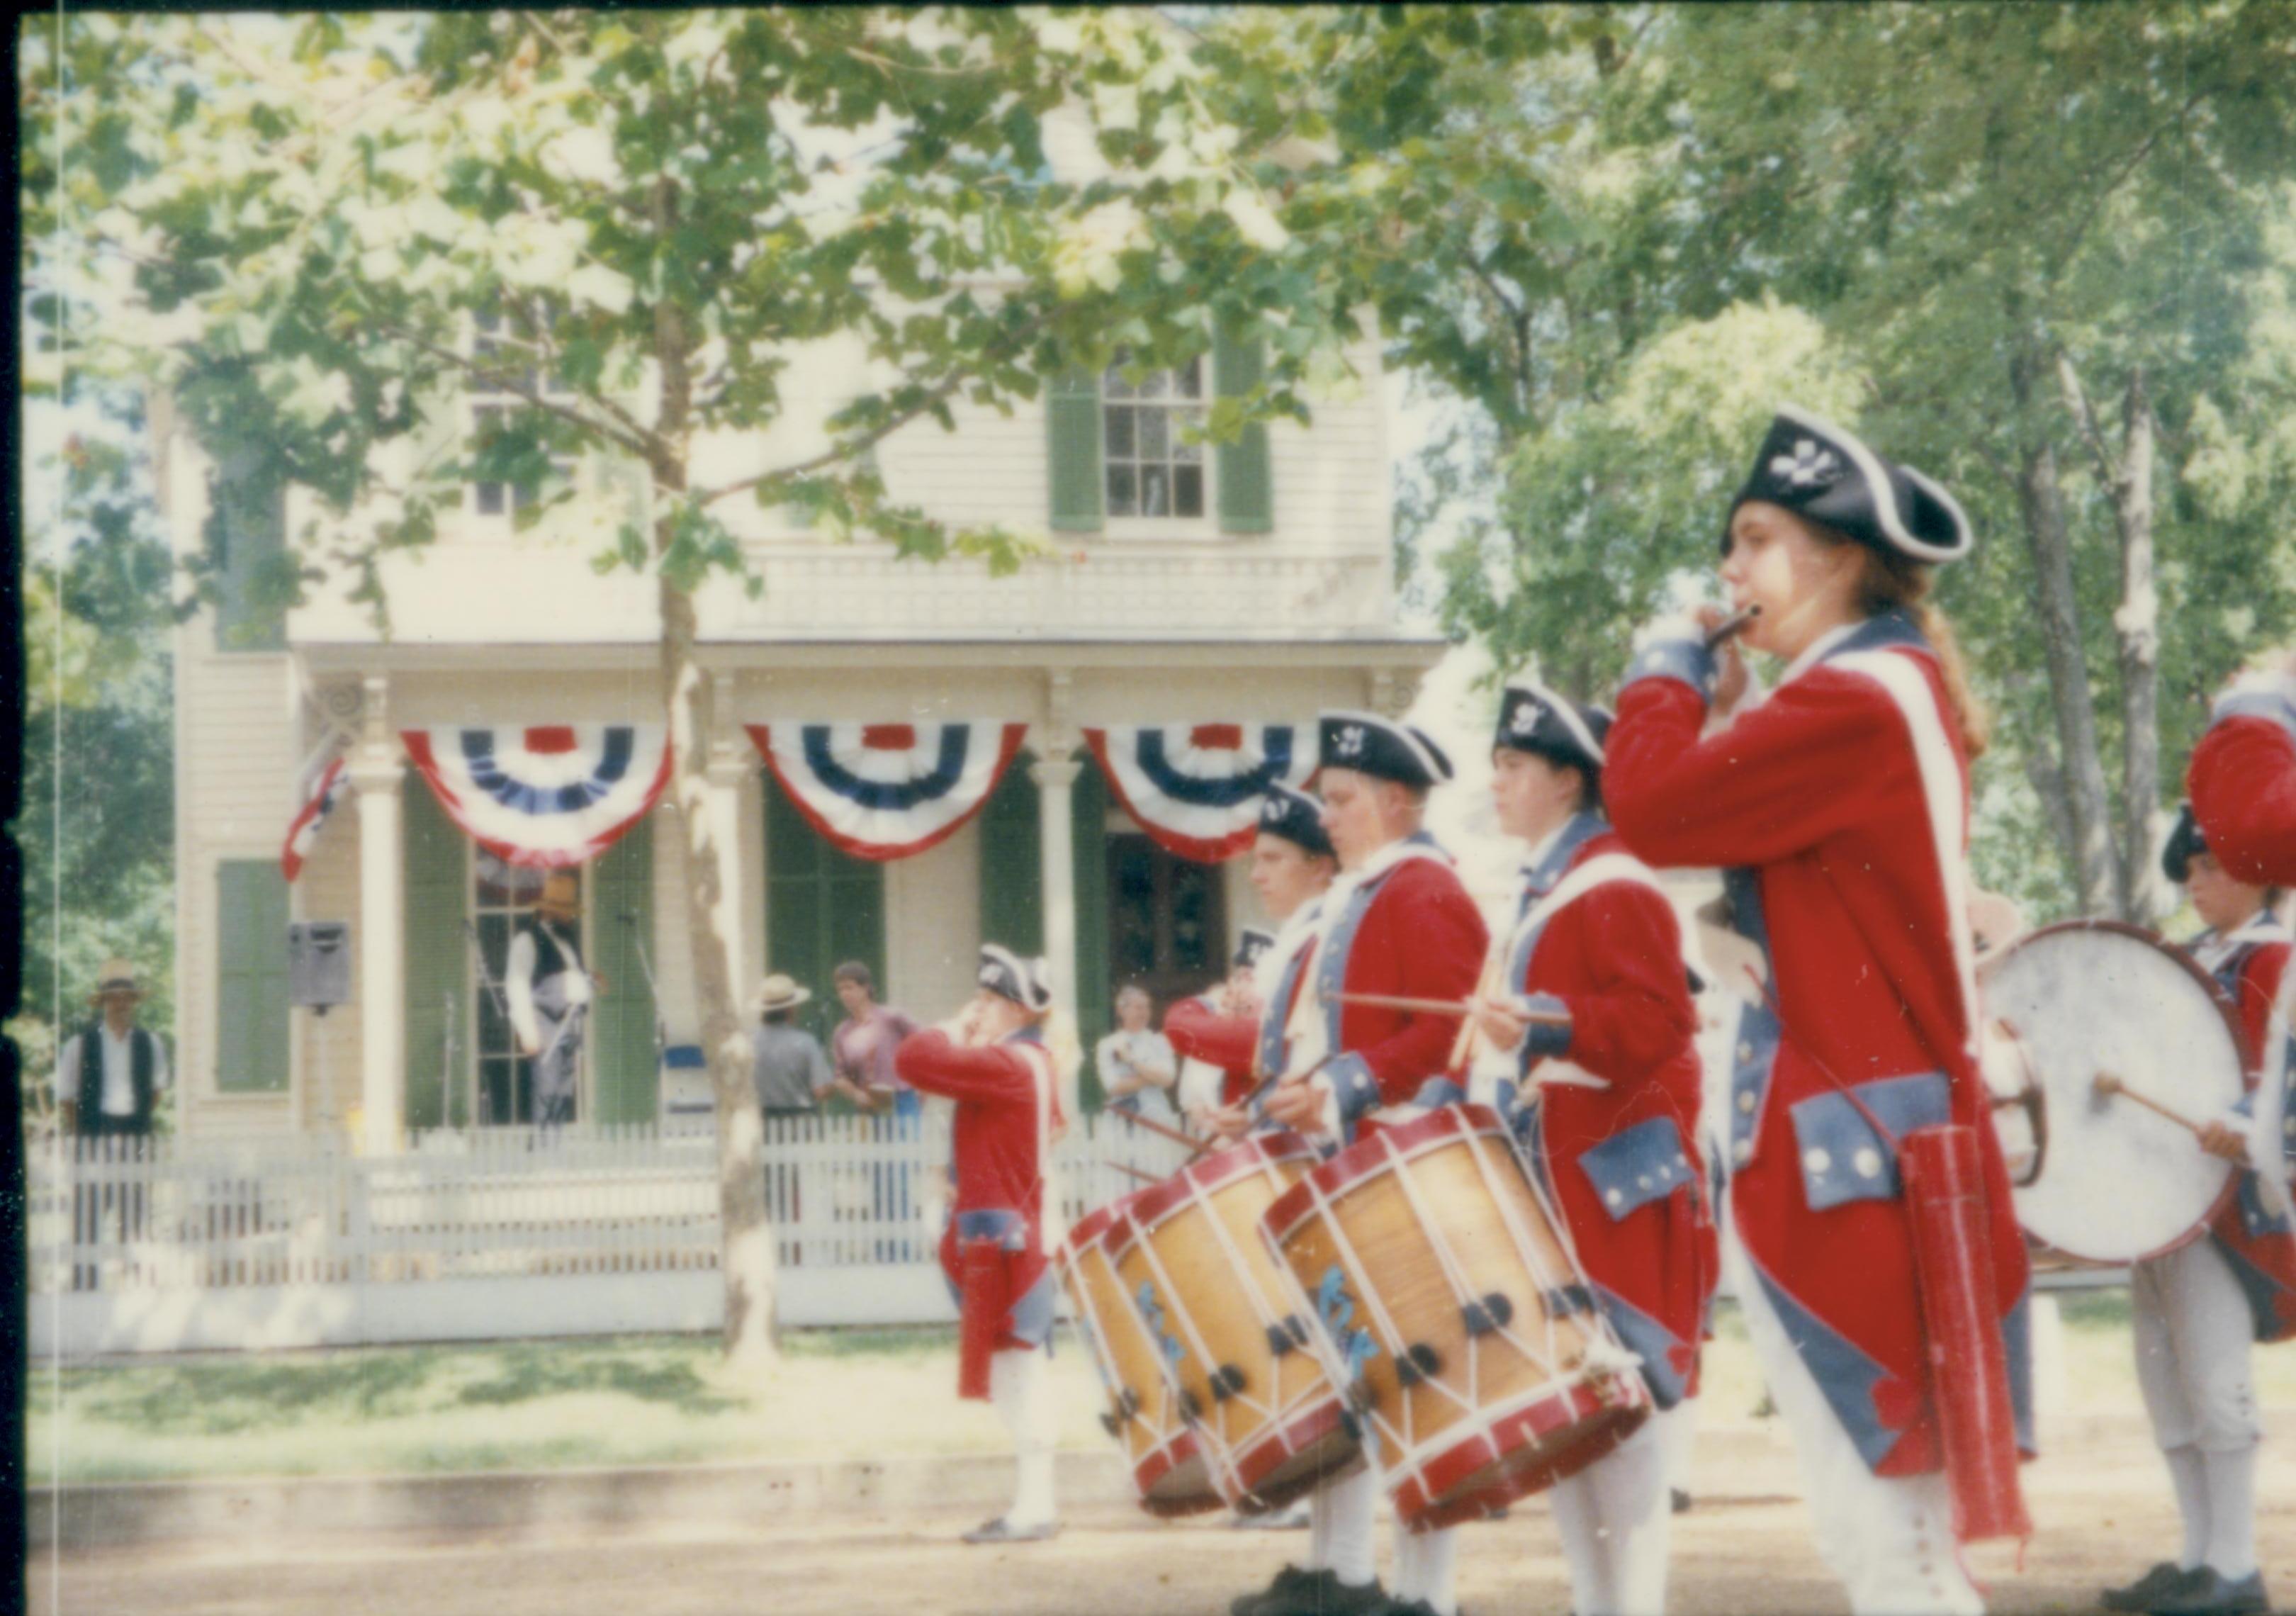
xmin=29 ymin=1428 xmax=2296 ymax=1615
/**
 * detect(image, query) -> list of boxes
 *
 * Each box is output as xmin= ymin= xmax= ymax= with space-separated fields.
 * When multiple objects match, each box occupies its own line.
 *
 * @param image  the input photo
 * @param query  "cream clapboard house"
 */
xmin=157 ymin=113 xmax=1441 ymax=1145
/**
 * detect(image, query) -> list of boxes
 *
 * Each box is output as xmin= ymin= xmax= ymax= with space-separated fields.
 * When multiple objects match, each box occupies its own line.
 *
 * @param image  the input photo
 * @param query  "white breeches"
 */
xmin=2132 ymin=1239 xmax=2259 ymax=1454
xmin=1549 ymin=1405 xmax=1679 ymax=1616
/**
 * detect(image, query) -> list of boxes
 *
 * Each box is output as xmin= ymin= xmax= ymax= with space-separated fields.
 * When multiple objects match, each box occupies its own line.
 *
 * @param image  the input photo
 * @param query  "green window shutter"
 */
xmin=1046 ymin=371 xmax=1104 ymax=534
xmin=1069 ymin=761 xmax=1113 ymax=1111
xmin=1212 ymin=322 xmax=1273 ymax=535
xmin=764 ymin=774 xmax=887 ymax=1052
xmin=402 ymin=776 xmax=467 ymax=1130
xmin=588 ymin=814 xmax=658 ymax=1126
xmin=977 ymin=753 xmax=1044 ymax=956
xmin=207 ymin=447 xmax=287 ymax=651
xmin=216 ymin=861 xmax=290 ymax=1093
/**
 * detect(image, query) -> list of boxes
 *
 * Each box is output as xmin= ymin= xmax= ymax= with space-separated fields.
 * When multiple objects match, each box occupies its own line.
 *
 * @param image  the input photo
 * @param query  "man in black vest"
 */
xmin=507 ymin=871 xmax=604 ymax=1126
xmin=55 ymin=958 xmax=170 ymax=1286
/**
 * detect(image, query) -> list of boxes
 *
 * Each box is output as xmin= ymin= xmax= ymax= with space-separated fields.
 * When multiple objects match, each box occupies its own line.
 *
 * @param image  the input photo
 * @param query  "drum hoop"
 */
xmin=1062 ymin=1188 xmax=1144 ymax=1259
xmin=1997 ymin=918 xmax=2249 ymax=1264
xmin=1125 ymin=1130 xmax=1314 ymax=1230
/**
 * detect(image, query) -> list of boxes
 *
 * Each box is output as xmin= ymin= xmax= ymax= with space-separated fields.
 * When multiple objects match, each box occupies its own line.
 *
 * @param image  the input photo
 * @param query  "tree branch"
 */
xmin=363 ymin=313 xmax=660 ymax=460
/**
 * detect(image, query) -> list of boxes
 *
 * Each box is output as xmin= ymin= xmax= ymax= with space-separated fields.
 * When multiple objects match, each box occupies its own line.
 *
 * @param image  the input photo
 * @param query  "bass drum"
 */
xmin=1980 ymin=921 xmax=2246 ymax=1266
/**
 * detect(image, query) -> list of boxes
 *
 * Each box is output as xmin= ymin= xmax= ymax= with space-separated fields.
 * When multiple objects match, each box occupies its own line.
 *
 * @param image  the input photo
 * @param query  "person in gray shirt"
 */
xmin=750 ymin=973 xmax=833 ymax=1117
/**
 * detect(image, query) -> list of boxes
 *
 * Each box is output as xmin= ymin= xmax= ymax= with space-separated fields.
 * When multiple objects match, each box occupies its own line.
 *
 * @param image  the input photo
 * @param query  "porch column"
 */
xmin=1030 ymin=748 xmax=1081 ymax=1031
xmin=349 ymin=675 xmax=405 ymax=1154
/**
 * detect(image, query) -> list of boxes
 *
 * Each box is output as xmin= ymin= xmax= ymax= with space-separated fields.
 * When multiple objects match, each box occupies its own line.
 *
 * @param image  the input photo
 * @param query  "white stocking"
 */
xmin=990 ymin=1346 xmax=1057 ymax=1527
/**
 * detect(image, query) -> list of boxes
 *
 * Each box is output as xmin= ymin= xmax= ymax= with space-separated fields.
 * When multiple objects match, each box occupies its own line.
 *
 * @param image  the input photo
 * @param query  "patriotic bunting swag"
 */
xmin=1083 ymin=724 xmax=1315 ymax=863
xmin=281 ymin=746 xmax=349 ymax=882
xmin=747 ymin=722 xmax=1029 ymax=862
xmin=401 ymin=724 xmax=673 ymax=868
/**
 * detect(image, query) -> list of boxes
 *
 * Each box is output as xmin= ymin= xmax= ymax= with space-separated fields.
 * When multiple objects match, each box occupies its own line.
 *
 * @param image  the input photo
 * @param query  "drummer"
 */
xmin=1167 ymin=786 xmax=1336 ymax=1143
xmin=1259 ymin=712 xmax=1488 ymax=1616
xmin=1602 ymin=408 xmax=2032 ymax=1616
xmin=895 ymin=946 xmax=1069 ymax=1546
xmin=2101 ymin=807 xmax=2293 ymax=1616
xmin=1170 ymin=787 xmax=1388 ymax=1616
xmin=1171 ymin=926 xmax=1279 ymax=1138
xmin=2188 ymin=649 xmax=2296 ymax=887
xmin=1460 ymin=680 xmax=1717 ymax=1616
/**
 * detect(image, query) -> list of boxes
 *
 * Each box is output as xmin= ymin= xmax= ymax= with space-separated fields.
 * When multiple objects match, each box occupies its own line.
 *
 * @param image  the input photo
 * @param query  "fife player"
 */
xmin=896 ymin=946 xmax=1069 ymax=1545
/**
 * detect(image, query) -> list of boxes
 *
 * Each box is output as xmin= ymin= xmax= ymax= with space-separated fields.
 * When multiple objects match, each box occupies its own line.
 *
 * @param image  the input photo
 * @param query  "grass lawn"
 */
xmin=28 ymin=1293 xmax=2296 ymax=1486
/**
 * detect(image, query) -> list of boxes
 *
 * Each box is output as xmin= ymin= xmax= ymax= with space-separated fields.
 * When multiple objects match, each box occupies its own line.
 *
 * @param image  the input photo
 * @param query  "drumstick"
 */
xmin=2091 ymin=1072 xmax=2207 ymax=1139
xmin=1105 ymin=1160 xmax=1161 ymax=1184
xmin=1704 ymin=604 xmax=1762 ymax=651
xmin=1106 ymin=1108 xmax=1203 ymax=1152
xmin=1321 ymin=989 xmax=1572 ymax=1026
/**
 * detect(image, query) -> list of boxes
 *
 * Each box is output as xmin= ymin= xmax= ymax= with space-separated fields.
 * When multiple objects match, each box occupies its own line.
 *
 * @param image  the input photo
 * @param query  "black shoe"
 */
xmin=2103 ymin=1564 xmax=2202 ymax=1612
xmin=1238 ymin=1569 xmax=1393 ymax=1616
xmin=960 ymin=1515 xmax=1059 ymax=1544
xmin=1231 ymin=1565 xmax=1315 ymax=1616
xmin=2152 ymin=1568 xmax=2268 ymax=1615
xmin=1671 ymin=1487 xmax=1692 ymax=1515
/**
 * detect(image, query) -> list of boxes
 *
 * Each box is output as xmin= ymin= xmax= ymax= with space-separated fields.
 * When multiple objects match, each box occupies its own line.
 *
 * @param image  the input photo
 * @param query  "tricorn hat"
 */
xmin=2162 ymin=802 xmax=2209 ymax=885
xmin=1255 ymin=783 xmax=1335 ymax=860
xmin=978 ymin=944 xmax=1054 ymax=1013
xmin=1317 ymin=710 xmax=1453 ymax=790
xmin=1494 ymin=680 xmax=1610 ymax=781
xmin=1232 ymin=928 xmax=1277 ymax=972
xmin=1727 ymin=405 xmax=1971 ymax=565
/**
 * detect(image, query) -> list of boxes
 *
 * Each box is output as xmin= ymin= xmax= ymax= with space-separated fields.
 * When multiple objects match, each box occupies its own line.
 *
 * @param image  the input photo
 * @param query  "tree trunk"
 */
xmin=648 ymin=166 xmax=774 ymax=1369
xmin=662 ymin=579 xmax=778 ymax=1371
xmin=2008 ymin=376 xmax=2119 ymax=915
xmin=2069 ymin=361 xmax=2163 ymax=925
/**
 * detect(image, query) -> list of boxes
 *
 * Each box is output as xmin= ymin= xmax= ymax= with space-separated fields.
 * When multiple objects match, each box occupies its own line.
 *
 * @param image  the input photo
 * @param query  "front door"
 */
xmin=1105 ymin=832 xmax=1227 ymax=1014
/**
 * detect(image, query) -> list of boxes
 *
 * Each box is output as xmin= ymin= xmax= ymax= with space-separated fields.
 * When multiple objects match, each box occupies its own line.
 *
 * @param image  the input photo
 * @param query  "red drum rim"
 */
xmin=1391 ymin=1376 xmax=1648 ymax=1530
xmin=1061 ymin=1190 xmax=1144 ymax=1262
xmin=1261 ymin=1103 xmax=1507 ymax=1246
xmin=1124 ymin=1128 xmax=1317 ymax=1231
xmin=2001 ymin=919 xmax=2248 ymax=1265
xmin=1226 ymin=1394 xmax=1356 ymax=1508
xmin=1133 ymin=1428 xmax=1222 ymax=1517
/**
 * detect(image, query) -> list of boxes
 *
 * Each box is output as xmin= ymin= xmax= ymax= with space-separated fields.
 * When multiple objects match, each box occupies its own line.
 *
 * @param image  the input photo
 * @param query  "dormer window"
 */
xmin=1103 ymin=355 xmax=1206 ymax=520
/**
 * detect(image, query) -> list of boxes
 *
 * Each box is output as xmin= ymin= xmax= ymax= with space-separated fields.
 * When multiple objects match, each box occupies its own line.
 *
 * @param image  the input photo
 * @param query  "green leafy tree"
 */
xmin=26 ymin=7 xmax=1391 ymax=1367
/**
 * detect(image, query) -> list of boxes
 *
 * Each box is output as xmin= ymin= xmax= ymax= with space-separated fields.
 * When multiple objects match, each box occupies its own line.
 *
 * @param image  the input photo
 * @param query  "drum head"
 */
xmin=1982 ymin=921 xmax=2244 ymax=1264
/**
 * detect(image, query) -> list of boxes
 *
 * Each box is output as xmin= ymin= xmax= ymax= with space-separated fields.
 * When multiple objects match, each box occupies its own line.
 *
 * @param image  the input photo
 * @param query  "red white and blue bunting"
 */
xmin=747 ymin=721 xmax=1029 ymax=863
xmin=1083 ymin=724 xmax=1315 ymax=863
xmin=280 ymin=745 xmax=349 ymax=883
xmin=401 ymin=724 xmax=672 ymax=868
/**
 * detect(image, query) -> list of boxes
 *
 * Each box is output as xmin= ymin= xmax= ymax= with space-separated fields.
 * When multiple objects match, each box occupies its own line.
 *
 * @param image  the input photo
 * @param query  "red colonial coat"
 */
xmin=1163 ymin=992 xmax=1258 ymax=1110
xmin=1506 ymin=819 xmax=1718 ymax=1410
xmin=1605 ymin=612 xmax=2033 ymax=1477
xmin=895 ymin=1026 xmax=1059 ymax=1369
xmin=2188 ymin=682 xmax=2296 ymax=888
xmin=1303 ymin=841 xmax=1489 ymax=1123
xmin=2198 ymin=921 xmax=2296 ymax=1343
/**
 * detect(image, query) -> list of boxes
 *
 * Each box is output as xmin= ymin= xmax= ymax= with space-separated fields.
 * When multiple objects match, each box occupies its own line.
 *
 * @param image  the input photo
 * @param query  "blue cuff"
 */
xmin=1412 ymin=1076 xmax=1465 ymax=1109
xmin=1622 ymin=636 xmax=1717 ymax=702
xmin=1517 ymin=992 xmax=1573 ymax=1063
xmin=1323 ymin=1051 xmax=1382 ymax=1122
xmin=2212 ymin=673 xmax=2296 ymax=739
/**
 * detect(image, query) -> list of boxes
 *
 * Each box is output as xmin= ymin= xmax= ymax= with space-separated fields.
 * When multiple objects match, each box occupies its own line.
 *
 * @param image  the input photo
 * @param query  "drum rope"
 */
xmin=1461 ymin=1123 xmax=1607 ymax=1379
xmin=1124 ymin=1195 xmax=1283 ymax=1497
xmin=1182 ymin=1156 xmax=1329 ymax=1439
xmin=1366 ymin=1128 xmax=1499 ymax=1423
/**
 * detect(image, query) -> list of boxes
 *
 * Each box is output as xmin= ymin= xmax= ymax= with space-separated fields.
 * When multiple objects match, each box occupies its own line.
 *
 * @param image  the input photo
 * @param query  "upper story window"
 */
xmin=466 ymin=305 xmax=576 ymax=520
xmin=1103 ymin=355 xmax=1206 ymax=521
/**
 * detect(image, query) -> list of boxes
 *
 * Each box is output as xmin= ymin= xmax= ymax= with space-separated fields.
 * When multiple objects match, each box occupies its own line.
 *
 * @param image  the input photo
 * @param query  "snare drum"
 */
xmin=1054 ymin=1194 xmax=1220 ymax=1517
xmin=1115 ymin=1132 xmax=1362 ymax=1514
xmin=1262 ymin=1105 xmax=1650 ymax=1530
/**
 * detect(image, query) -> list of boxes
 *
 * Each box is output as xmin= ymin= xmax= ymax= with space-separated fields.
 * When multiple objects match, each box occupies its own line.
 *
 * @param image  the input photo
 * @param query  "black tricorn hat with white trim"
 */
xmin=1256 ymin=783 xmax=1335 ymax=859
xmin=978 ymin=944 xmax=1053 ymax=1012
xmin=1726 ymin=406 xmax=1972 ymax=565
xmin=1494 ymin=680 xmax=1610 ymax=779
xmin=2161 ymin=801 xmax=2209 ymax=885
xmin=1232 ymin=928 xmax=1276 ymax=971
xmin=1317 ymin=710 xmax=1454 ymax=789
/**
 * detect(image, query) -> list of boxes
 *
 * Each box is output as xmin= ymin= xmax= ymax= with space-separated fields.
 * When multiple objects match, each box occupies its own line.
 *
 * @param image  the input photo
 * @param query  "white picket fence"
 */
xmin=25 ymin=1116 xmax=1195 ymax=1357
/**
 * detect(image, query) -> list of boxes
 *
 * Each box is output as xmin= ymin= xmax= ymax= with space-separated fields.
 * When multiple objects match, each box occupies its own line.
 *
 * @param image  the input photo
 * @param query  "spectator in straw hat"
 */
xmin=55 ymin=958 xmax=169 ymax=1138
xmin=750 ymin=972 xmax=833 ymax=1118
